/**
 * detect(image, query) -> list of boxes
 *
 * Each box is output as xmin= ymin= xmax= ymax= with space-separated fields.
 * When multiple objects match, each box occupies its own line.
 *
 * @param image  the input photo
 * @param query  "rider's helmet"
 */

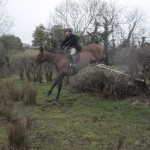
xmin=65 ymin=28 xmax=73 ymax=32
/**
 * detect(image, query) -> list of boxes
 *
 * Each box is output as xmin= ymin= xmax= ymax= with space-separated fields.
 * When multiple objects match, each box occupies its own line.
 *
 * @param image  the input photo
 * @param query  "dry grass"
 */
xmin=8 ymin=117 xmax=28 ymax=150
xmin=23 ymin=83 xmax=37 ymax=105
xmin=0 ymin=80 xmax=34 ymax=149
xmin=0 ymin=80 xmax=24 ymax=102
xmin=0 ymin=80 xmax=37 ymax=106
xmin=6 ymin=115 xmax=33 ymax=150
xmin=0 ymin=79 xmax=36 ymax=149
xmin=12 ymin=49 xmax=38 ymax=59
xmin=0 ymin=84 xmax=14 ymax=122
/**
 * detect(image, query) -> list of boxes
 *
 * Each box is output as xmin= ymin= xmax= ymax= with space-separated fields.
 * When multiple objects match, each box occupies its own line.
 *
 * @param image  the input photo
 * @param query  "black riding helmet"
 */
xmin=65 ymin=28 xmax=73 ymax=32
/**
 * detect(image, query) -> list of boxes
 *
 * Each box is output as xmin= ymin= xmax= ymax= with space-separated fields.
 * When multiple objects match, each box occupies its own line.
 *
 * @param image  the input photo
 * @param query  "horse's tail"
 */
xmin=102 ymin=53 xmax=107 ymax=61
xmin=103 ymin=54 xmax=113 ymax=66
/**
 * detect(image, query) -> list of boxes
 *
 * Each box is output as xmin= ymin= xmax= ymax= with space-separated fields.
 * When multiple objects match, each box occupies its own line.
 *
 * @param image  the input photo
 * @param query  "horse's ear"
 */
xmin=40 ymin=46 xmax=43 ymax=53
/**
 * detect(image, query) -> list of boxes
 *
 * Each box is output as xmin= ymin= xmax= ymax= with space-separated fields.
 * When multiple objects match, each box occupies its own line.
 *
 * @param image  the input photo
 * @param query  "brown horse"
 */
xmin=32 ymin=43 xmax=105 ymax=102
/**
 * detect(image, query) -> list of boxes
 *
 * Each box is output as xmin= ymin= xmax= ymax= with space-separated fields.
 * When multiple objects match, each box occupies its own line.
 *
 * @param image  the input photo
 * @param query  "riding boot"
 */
xmin=70 ymin=55 xmax=76 ymax=67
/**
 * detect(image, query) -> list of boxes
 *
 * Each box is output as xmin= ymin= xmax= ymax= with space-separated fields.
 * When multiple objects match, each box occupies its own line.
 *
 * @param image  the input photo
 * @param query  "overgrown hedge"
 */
xmin=69 ymin=65 xmax=149 ymax=99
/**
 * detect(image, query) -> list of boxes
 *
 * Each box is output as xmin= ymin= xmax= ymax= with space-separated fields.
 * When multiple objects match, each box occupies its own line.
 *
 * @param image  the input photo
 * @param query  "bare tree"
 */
xmin=49 ymin=0 xmax=99 ymax=36
xmin=0 ymin=0 xmax=13 ymax=35
xmin=95 ymin=1 xmax=122 ymax=64
xmin=86 ymin=18 xmax=101 ymax=44
xmin=118 ymin=8 xmax=145 ymax=48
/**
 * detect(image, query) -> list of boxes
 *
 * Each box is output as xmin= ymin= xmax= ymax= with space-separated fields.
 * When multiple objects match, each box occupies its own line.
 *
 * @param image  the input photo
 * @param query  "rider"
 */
xmin=59 ymin=28 xmax=81 ymax=67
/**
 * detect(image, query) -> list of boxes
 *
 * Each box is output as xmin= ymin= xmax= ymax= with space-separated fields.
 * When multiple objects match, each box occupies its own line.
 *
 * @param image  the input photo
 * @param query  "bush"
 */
xmin=69 ymin=65 xmax=149 ymax=99
xmin=8 ymin=117 xmax=28 ymax=150
xmin=0 ymin=80 xmax=37 ymax=106
xmin=113 ymin=47 xmax=150 ymax=83
xmin=23 ymin=83 xmax=37 ymax=105
xmin=0 ymin=80 xmax=24 ymax=102
xmin=0 ymin=80 xmax=34 ymax=149
xmin=0 ymin=85 xmax=14 ymax=119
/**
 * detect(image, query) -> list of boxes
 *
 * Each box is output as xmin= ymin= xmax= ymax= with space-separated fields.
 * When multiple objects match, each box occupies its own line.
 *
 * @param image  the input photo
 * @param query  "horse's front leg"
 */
xmin=47 ymin=73 xmax=64 ymax=96
xmin=55 ymin=77 xmax=64 ymax=102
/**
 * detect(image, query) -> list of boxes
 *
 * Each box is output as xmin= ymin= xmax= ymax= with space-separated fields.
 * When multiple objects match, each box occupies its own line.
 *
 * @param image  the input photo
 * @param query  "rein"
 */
xmin=47 ymin=50 xmax=69 ymax=55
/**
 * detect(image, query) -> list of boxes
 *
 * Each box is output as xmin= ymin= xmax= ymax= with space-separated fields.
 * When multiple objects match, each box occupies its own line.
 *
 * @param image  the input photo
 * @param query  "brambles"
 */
xmin=69 ymin=65 xmax=149 ymax=99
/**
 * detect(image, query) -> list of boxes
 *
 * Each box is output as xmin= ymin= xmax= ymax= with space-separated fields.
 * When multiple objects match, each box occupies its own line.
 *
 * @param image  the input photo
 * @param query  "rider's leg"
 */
xmin=70 ymin=48 xmax=76 ymax=55
xmin=70 ymin=48 xmax=76 ymax=67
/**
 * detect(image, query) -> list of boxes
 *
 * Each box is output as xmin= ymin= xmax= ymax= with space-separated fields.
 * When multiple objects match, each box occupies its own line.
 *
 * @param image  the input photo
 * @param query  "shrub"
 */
xmin=0 ymin=80 xmax=38 ymax=106
xmin=23 ymin=83 xmax=37 ymax=105
xmin=0 ymin=80 xmax=24 ymax=102
xmin=0 ymin=89 xmax=14 ymax=120
xmin=69 ymin=65 xmax=149 ymax=99
xmin=0 ymin=80 xmax=34 ymax=149
xmin=8 ymin=117 xmax=28 ymax=150
xmin=7 ymin=115 xmax=33 ymax=149
xmin=3 ymin=108 xmax=16 ymax=123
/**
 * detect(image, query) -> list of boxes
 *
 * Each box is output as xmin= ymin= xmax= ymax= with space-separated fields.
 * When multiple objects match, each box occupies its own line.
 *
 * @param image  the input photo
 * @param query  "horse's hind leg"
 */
xmin=47 ymin=73 xmax=64 ymax=96
xmin=55 ymin=78 xmax=64 ymax=102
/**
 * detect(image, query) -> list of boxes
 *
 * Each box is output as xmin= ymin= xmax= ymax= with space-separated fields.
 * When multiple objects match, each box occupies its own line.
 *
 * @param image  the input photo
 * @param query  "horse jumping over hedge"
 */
xmin=32 ymin=43 xmax=105 ymax=102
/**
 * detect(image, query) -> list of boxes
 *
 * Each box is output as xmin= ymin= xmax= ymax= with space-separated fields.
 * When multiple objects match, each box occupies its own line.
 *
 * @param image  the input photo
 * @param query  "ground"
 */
xmin=0 ymin=49 xmax=150 ymax=149
xmin=0 ymin=80 xmax=150 ymax=150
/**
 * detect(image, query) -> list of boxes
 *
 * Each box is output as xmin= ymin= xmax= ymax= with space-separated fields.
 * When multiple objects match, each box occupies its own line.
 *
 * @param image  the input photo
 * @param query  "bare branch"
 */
xmin=0 ymin=0 xmax=13 ymax=35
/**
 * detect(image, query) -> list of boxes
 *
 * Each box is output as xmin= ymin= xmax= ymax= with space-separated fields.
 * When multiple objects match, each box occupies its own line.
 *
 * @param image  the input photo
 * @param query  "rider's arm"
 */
xmin=62 ymin=35 xmax=77 ymax=48
xmin=60 ymin=36 xmax=69 ymax=48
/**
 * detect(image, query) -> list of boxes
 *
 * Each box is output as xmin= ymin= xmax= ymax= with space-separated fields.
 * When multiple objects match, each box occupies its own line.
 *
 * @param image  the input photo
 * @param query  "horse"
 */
xmin=32 ymin=43 xmax=105 ymax=102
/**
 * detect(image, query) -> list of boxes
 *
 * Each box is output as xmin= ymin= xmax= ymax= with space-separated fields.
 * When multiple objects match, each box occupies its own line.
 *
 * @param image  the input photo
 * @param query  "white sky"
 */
xmin=6 ymin=0 xmax=150 ymax=45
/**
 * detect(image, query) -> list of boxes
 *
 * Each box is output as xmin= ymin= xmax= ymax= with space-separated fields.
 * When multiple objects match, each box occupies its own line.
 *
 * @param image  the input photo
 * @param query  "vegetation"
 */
xmin=32 ymin=24 xmax=46 ymax=47
xmin=0 ymin=80 xmax=37 ymax=149
xmin=32 ymin=0 xmax=147 ymax=55
xmin=23 ymin=84 xmax=37 ymax=105
xmin=0 ymin=0 xmax=13 ymax=35
xmin=0 ymin=80 xmax=150 ymax=150
xmin=32 ymin=24 xmax=65 ymax=50
xmin=0 ymin=34 xmax=23 ymax=52
xmin=0 ymin=34 xmax=23 ymax=74
xmin=0 ymin=0 xmax=150 ymax=149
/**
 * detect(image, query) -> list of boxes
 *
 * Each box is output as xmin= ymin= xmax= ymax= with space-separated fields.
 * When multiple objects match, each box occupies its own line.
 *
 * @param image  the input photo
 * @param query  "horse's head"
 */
xmin=32 ymin=46 xmax=46 ymax=67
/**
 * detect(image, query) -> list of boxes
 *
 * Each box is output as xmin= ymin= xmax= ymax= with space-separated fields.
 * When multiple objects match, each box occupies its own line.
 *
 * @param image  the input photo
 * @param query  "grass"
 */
xmin=0 ymin=120 xmax=7 ymax=147
xmin=12 ymin=49 xmax=38 ymax=58
xmin=0 ymin=81 xmax=150 ymax=150
xmin=110 ymin=65 xmax=129 ymax=72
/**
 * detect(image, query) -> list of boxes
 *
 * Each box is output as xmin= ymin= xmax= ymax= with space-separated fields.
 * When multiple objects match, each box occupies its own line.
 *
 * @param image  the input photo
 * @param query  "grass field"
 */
xmin=12 ymin=49 xmax=39 ymax=57
xmin=0 ymin=79 xmax=150 ymax=150
xmin=0 ymin=49 xmax=149 ymax=149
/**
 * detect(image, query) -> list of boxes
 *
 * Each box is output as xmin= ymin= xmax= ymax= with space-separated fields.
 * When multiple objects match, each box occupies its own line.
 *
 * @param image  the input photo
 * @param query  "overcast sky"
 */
xmin=6 ymin=0 xmax=150 ymax=45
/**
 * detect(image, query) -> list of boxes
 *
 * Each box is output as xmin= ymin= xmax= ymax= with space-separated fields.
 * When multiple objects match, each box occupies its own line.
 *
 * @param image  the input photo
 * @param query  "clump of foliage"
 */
xmin=0 ymin=34 xmax=23 ymax=75
xmin=0 ymin=80 xmax=34 ymax=149
xmin=0 ymin=80 xmax=37 ymax=105
xmin=8 ymin=117 xmax=29 ymax=150
xmin=69 ymin=65 xmax=149 ymax=99
xmin=32 ymin=24 xmax=65 ymax=50
xmin=0 ymin=80 xmax=37 ymax=124
xmin=23 ymin=83 xmax=37 ymax=105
